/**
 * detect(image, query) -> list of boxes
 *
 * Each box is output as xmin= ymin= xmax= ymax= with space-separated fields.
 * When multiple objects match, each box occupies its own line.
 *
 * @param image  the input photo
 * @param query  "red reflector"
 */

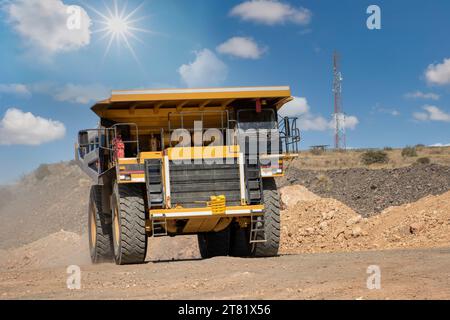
xmin=256 ymin=98 xmax=262 ymax=113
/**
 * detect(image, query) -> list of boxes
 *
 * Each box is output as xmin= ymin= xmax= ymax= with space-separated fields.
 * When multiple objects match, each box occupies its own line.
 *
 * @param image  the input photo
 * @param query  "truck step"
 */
xmin=249 ymin=214 xmax=267 ymax=244
xmin=151 ymin=219 xmax=168 ymax=237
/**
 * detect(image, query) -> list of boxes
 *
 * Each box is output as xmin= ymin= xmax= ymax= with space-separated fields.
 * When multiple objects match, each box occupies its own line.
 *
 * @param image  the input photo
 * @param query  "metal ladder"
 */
xmin=145 ymin=159 xmax=164 ymax=208
xmin=250 ymin=214 xmax=267 ymax=244
xmin=151 ymin=218 xmax=168 ymax=237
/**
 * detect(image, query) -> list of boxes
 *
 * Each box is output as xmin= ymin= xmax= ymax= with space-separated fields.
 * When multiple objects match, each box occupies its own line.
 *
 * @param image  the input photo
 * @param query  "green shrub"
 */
xmin=361 ymin=150 xmax=389 ymax=165
xmin=416 ymin=157 xmax=431 ymax=165
xmin=402 ymin=146 xmax=418 ymax=157
xmin=383 ymin=146 xmax=393 ymax=151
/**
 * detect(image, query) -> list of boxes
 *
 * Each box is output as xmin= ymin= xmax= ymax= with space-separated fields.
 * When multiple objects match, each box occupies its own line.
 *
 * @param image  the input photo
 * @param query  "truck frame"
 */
xmin=76 ymin=86 xmax=300 ymax=265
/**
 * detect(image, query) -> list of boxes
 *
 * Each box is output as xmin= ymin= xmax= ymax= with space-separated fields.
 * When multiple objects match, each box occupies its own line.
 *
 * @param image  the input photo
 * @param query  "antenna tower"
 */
xmin=333 ymin=51 xmax=346 ymax=150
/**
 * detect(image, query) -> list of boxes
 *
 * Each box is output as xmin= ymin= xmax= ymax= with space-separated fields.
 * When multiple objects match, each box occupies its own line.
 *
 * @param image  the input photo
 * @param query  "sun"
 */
xmin=85 ymin=0 xmax=151 ymax=63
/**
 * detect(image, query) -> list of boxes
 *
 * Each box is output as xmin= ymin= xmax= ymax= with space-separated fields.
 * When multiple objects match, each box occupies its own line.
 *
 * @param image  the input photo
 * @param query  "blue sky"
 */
xmin=0 ymin=0 xmax=449 ymax=183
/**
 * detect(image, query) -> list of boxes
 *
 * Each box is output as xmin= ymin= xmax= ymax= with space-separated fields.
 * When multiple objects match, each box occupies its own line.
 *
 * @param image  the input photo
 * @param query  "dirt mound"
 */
xmin=0 ymin=231 xmax=200 ymax=271
xmin=0 ymin=231 xmax=90 ymax=271
xmin=282 ymin=164 xmax=450 ymax=217
xmin=279 ymin=185 xmax=320 ymax=208
xmin=1 ymin=161 xmax=449 ymax=267
xmin=279 ymin=186 xmax=450 ymax=255
xmin=0 ymin=162 xmax=90 ymax=249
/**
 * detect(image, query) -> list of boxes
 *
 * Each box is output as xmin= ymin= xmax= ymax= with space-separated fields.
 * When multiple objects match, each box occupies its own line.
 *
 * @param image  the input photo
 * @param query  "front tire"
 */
xmin=253 ymin=178 xmax=281 ymax=257
xmin=111 ymin=183 xmax=148 ymax=265
xmin=88 ymin=185 xmax=114 ymax=263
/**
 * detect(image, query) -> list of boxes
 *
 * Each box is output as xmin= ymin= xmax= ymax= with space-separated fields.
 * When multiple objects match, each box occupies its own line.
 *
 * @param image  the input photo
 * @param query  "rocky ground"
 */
xmin=1 ymin=161 xmax=450 ymax=299
xmin=281 ymin=164 xmax=450 ymax=217
xmin=279 ymin=186 xmax=450 ymax=254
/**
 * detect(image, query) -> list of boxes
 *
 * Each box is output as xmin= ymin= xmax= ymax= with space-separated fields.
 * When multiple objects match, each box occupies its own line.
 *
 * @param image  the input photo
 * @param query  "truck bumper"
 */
xmin=149 ymin=204 xmax=264 ymax=219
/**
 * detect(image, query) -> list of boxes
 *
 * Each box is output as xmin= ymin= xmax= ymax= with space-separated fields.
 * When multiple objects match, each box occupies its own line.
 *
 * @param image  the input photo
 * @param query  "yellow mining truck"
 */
xmin=76 ymin=86 xmax=300 ymax=265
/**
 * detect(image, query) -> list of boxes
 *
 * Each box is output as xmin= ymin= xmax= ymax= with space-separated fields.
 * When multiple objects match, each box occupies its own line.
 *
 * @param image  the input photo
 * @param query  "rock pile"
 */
xmin=282 ymin=164 xmax=450 ymax=216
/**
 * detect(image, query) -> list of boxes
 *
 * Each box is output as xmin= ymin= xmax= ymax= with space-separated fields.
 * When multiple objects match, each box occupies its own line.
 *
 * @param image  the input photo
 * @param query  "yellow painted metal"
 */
xmin=117 ymin=152 xmax=163 ymax=165
xmin=197 ymin=217 xmax=221 ymax=232
xmin=91 ymin=86 xmax=293 ymax=123
xmin=166 ymin=146 xmax=240 ymax=160
xmin=182 ymin=218 xmax=205 ymax=233
xmin=208 ymin=195 xmax=226 ymax=215
xmin=149 ymin=204 xmax=264 ymax=219
xmin=109 ymin=87 xmax=291 ymax=103
xmin=165 ymin=220 xmax=178 ymax=234
xmin=140 ymin=152 xmax=164 ymax=159
xmin=117 ymin=158 xmax=140 ymax=165
xmin=213 ymin=218 xmax=233 ymax=232
xmin=183 ymin=216 xmax=232 ymax=233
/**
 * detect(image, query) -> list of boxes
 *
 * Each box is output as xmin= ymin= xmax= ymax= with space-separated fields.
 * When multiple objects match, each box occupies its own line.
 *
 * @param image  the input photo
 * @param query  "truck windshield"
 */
xmin=237 ymin=109 xmax=277 ymax=130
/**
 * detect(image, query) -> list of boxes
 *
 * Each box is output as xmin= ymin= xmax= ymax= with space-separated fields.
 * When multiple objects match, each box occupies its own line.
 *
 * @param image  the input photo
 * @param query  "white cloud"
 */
xmin=404 ymin=91 xmax=440 ymax=100
xmin=230 ymin=0 xmax=312 ymax=25
xmin=430 ymin=143 xmax=450 ymax=147
xmin=53 ymin=84 xmax=110 ymax=104
xmin=0 ymin=108 xmax=66 ymax=146
xmin=413 ymin=105 xmax=450 ymax=122
xmin=413 ymin=112 xmax=429 ymax=122
xmin=279 ymin=96 xmax=310 ymax=117
xmin=279 ymin=97 xmax=359 ymax=131
xmin=178 ymin=49 xmax=228 ymax=87
xmin=217 ymin=37 xmax=266 ymax=59
xmin=4 ymin=0 xmax=91 ymax=56
xmin=339 ymin=115 xmax=359 ymax=130
xmin=373 ymin=106 xmax=400 ymax=116
xmin=0 ymin=83 xmax=31 ymax=97
xmin=425 ymin=58 xmax=450 ymax=85
xmin=300 ymin=115 xmax=330 ymax=131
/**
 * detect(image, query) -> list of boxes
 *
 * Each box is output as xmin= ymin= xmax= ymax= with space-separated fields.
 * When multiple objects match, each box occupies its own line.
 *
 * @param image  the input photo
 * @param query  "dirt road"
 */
xmin=1 ymin=247 xmax=449 ymax=300
xmin=1 ymin=162 xmax=450 ymax=300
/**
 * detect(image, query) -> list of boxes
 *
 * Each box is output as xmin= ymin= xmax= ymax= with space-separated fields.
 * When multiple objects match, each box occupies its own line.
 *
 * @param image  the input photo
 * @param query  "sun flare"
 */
xmin=86 ymin=0 xmax=150 ymax=63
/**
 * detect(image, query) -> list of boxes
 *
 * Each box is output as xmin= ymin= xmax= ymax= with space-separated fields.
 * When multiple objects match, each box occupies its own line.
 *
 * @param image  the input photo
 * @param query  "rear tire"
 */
xmin=88 ymin=185 xmax=113 ymax=263
xmin=111 ymin=183 xmax=148 ymax=265
xmin=229 ymin=223 xmax=252 ymax=257
xmin=253 ymin=178 xmax=281 ymax=257
xmin=198 ymin=228 xmax=230 ymax=259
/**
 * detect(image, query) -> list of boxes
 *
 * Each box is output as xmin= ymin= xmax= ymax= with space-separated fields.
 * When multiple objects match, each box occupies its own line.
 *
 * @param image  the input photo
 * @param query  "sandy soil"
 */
xmin=1 ymin=248 xmax=449 ymax=300
xmin=1 ymin=166 xmax=449 ymax=300
xmin=280 ymin=189 xmax=450 ymax=254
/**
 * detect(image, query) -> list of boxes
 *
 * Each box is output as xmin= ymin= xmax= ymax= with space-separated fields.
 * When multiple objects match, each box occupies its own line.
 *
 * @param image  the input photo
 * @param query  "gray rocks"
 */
xmin=282 ymin=164 xmax=450 ymax=217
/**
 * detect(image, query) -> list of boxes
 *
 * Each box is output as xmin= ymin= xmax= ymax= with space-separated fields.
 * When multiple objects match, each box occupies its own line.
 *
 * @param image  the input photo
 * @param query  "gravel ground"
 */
xmin=281 ymin=164 xmax=450 ymax=217
xmin=2 ymin=248 xmax=450 ymax=300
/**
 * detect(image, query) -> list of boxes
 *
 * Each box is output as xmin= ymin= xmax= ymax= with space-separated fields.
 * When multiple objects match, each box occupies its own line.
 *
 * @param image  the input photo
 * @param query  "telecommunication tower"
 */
xmin=332 ymin=51 xmax=346 ymax=150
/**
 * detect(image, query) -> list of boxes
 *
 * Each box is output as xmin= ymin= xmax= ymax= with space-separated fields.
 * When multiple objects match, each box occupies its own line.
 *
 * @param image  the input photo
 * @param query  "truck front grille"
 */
xmin=169 ymin=160 xmax=241 ymax=208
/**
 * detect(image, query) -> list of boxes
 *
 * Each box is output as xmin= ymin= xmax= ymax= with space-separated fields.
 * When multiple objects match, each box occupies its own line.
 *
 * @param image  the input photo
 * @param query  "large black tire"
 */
xmin=229 ymin=223 xmax=252 ymax=257
xmin=88 ymin=185 xmax=114 ymax=263
xmin=111 ymin=183 xmax=148 ymax=265
xmin=253 ymin=178 xmax=281 ymax=257
xmin=197 ymin=228 xmax=230 ymax=259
